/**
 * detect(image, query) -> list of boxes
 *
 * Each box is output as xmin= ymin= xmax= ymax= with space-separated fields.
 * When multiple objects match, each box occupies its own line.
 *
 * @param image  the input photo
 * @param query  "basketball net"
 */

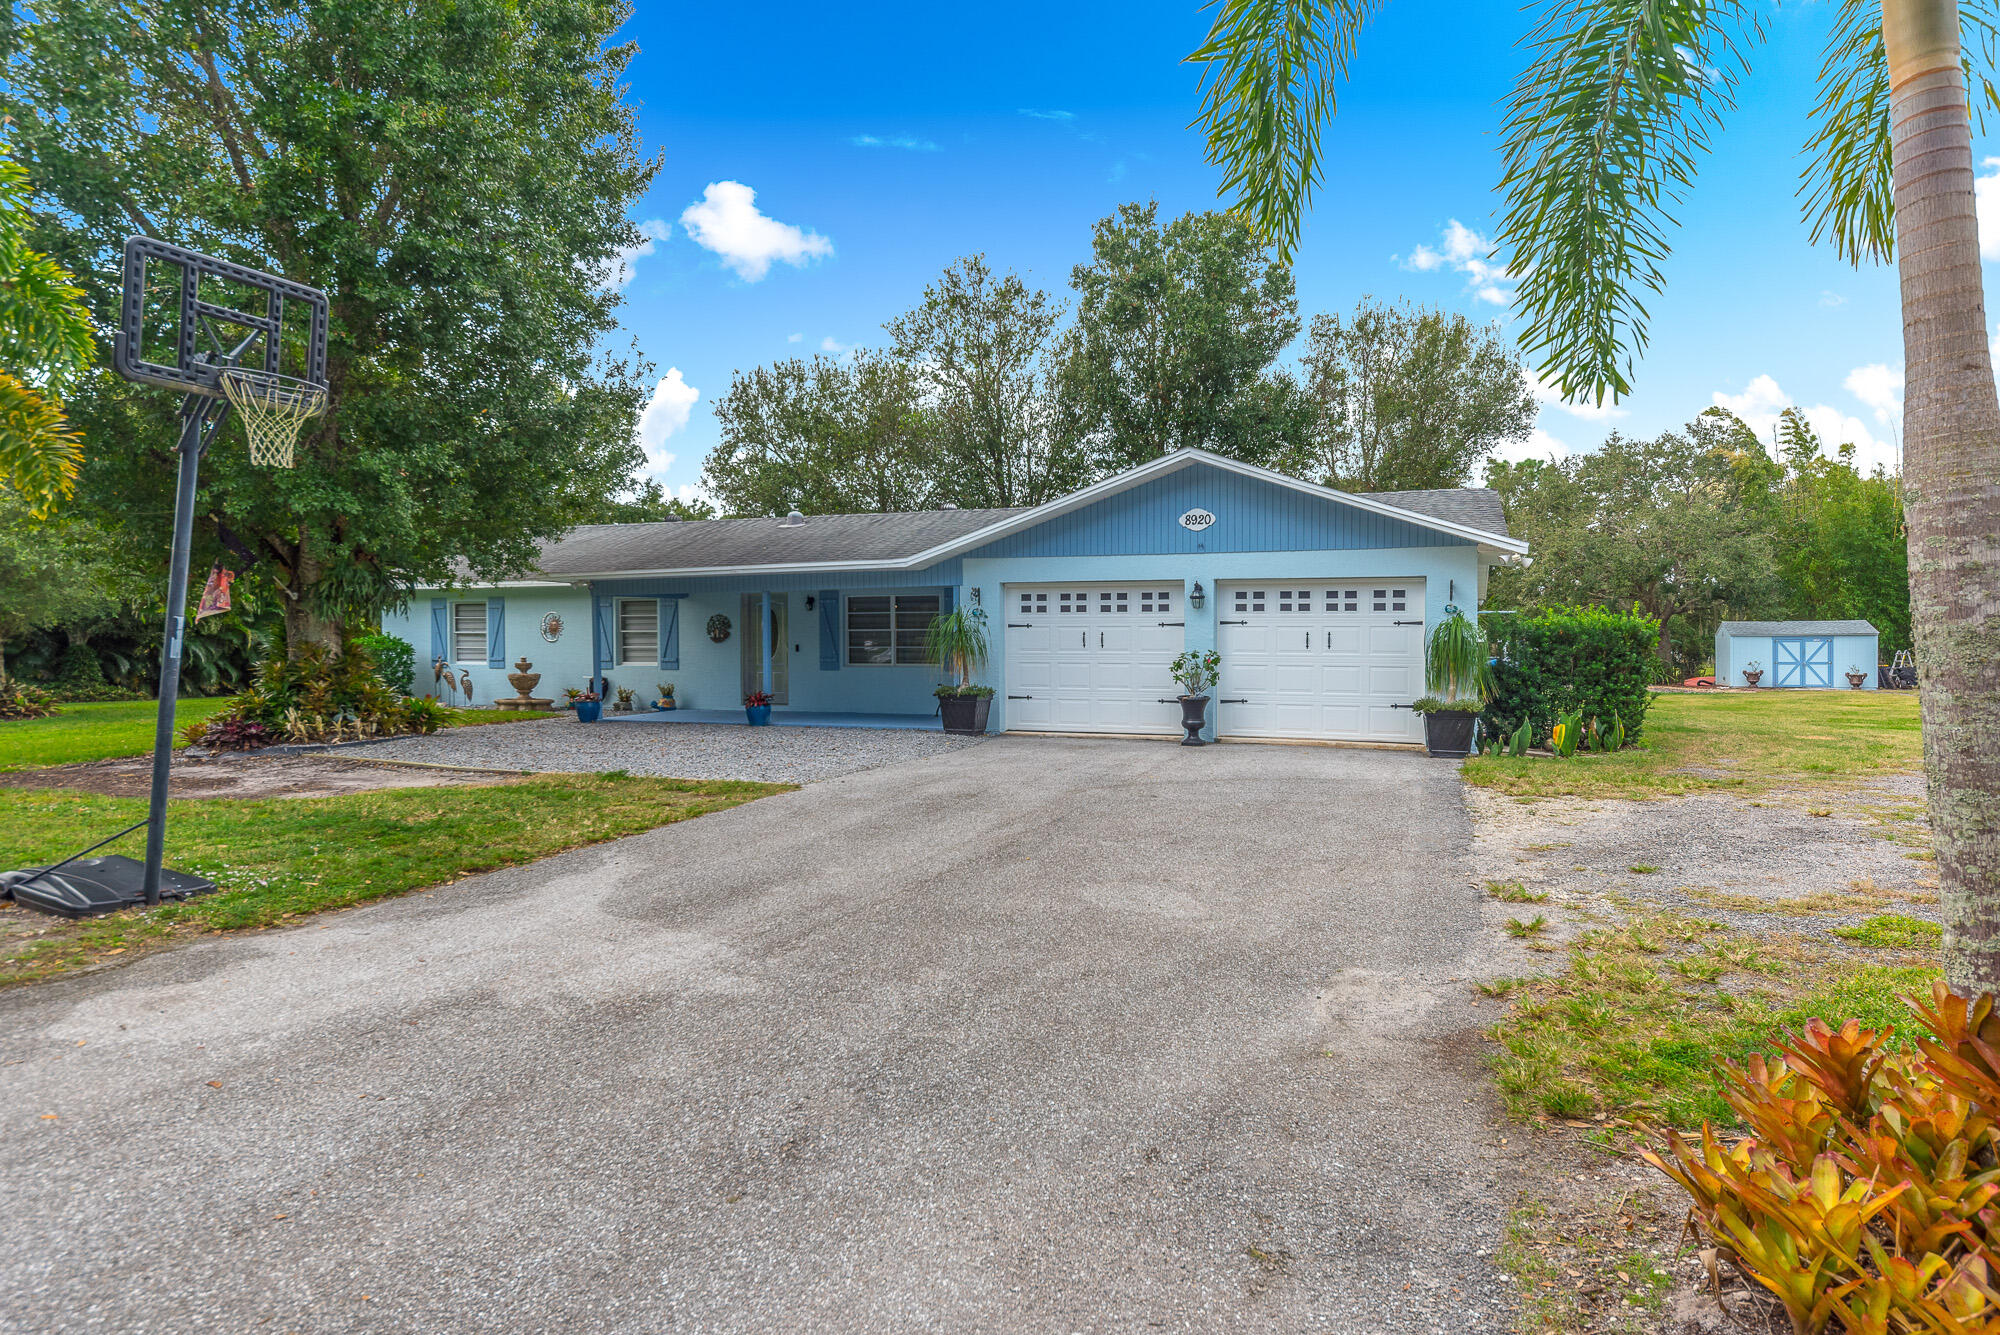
xmin=217 ymin=367 xmax=326 ymax=468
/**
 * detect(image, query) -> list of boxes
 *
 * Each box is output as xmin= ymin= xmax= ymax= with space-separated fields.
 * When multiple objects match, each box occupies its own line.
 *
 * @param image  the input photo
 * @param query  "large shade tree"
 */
xmin=1193 ymin=0 xmax=2000 ymax=989
xmin=7 ymin=0 xmax=656 ymax=655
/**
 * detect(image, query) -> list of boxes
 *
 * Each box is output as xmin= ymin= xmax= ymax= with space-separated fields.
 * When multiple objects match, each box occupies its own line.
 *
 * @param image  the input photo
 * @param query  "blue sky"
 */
xmin=607 ymin=1 xmax=1989 ymax=503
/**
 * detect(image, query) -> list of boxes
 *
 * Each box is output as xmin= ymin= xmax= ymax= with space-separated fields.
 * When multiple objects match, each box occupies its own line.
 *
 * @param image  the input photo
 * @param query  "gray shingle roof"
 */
xmin=529 ymin=507 xmax=1028 ymax=577
xmin=1366 ymin=486 xmax=1510 ymax=537
xmin=503 ymin=475 xmax=1511 ymax=579
xmin=1718 ymin=620 xmax=1878 ymax=637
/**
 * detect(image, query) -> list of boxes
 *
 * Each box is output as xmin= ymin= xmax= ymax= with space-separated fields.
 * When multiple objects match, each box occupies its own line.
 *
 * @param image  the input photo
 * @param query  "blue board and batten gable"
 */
xmin=961 ymin=463 xmax=1474 ymax=561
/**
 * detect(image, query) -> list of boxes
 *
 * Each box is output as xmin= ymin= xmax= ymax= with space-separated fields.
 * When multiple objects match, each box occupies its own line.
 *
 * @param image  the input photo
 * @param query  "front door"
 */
xmin=1772 ymin=636 xmax=1833 ymax=688
xmin=740 ymin=594 xmax=789 ymax=705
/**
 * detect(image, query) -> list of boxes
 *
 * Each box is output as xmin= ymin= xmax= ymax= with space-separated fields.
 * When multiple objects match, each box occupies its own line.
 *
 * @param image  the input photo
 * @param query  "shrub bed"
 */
xmin=1483 ymin=605 xmax=1657 ymax=748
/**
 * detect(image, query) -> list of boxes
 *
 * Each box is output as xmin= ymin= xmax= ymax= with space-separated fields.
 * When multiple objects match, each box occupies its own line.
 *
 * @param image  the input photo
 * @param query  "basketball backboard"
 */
xmin=112 ymin=235 xmax=328 ymax=397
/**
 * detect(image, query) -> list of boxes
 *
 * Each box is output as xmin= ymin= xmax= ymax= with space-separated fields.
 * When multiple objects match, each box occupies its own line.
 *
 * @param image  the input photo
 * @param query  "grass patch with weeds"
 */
xmin=1832 ymin=913 xmax=1942 ymax=950
xmin=1507 ymin=914 xmax=1550 ymax=938
xmin=1489 ymin=912 xmax=1938 ymax=1128
xmin=1502 ymin=1199 xmax=1675 ymax=1335
xmin=0 ymin=773 xmax=786 ymax=986
xmin=0 ymin=698 xmax=233 ymax=771
xmin=1490 ymin=880 xmax=1549 ymax=903
xmin=1463 ymin=692 xmax=1921 ymax=800
xmin=1627 ymin=864 xmax=1660 ymax=874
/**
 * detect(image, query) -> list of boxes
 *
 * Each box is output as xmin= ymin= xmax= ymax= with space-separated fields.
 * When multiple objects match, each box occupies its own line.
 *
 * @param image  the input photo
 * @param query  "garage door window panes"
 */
xmin=1232 ymin=590 xmax=1267 ymax=613
xmin=847 ymin=595 xmax=939 ymax=665
xmin=1327 ymin=589 xmax=1359 ymax=613
xmin=1018 ymin=591 xmax=1047 ymax=615
xmin=617 ymin=600 xmax=657 ymax=665
xmin=451 ymin=602 xmax=487 ymax=663
xmin=1372 ymin=588 xmax=1409 ymax=612
xmin=1139 ymin=591 xmax=1171 ymax=613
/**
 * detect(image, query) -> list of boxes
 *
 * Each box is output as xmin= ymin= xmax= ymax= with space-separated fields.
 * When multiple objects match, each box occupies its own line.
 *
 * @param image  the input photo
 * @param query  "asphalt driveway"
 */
xmin=1 ymin=737 xmax=1521 ymax=1333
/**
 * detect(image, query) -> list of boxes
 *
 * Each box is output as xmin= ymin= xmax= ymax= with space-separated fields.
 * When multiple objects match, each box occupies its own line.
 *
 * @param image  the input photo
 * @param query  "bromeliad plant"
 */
xmin=1644 ymin=983 xmax=2000 ymax=1335
xmin=926 ymin=606 xmax=993 ymax=698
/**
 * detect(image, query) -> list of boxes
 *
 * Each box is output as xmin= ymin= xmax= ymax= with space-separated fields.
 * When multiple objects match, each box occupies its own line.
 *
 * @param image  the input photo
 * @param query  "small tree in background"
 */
xmin=1291 ymin=297 xmax=1537 ymax=492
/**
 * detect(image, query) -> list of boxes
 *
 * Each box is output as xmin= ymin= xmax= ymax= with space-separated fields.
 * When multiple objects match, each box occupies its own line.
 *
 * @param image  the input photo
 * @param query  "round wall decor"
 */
xmin=706 ymin=613 xmax=732 ymax=643
xmin=540 ymin=612 xmax=564 ymax=643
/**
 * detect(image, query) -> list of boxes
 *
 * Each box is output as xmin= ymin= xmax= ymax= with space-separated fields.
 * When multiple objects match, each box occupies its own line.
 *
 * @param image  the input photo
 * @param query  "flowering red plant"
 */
xmin=744 ymin=690 xmax=773 ymax=708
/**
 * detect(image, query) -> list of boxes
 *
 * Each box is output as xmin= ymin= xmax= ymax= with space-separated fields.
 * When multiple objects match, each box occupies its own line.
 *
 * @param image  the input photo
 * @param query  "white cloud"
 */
xmin=1843 ymin=363 xmax=1903 ymax=426
xmin=1490 ymin=426 xmax=1577 ymax=467
xmin=1978 ymin=158 xmax=2000 ymax=259
xmin=1526 ymin=369 xmax=1627 ymax=421
xmin=679 ymin=182 xmax=833 ymax=282
xmin=602 ymin=218 xmax=669 ymax=290
xmin=1819 ymin=290 xmax=1847 ymax=308
xmin=850 ymin=134 xmax=939 ymax=152
xmin=819 ymin=336 xmax=847 ymax=354
xmin=1397 ymin=219 xmax=1515 ymax=305
xmin=636 ymin=368 xmax=699 ymax=471
xmin=787 ymin=332 xmax=803 ymax=343
xmin=1712 ymin=373 xmax=1899 ymax=474
xmin=1019 ymin=108 xmax=1074 ymax=121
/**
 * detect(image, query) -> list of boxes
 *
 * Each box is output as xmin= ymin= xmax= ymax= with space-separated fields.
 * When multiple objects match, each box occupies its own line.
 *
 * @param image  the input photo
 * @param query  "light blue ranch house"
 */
xmin=381 ymin=449 xmax=1528 ymax=743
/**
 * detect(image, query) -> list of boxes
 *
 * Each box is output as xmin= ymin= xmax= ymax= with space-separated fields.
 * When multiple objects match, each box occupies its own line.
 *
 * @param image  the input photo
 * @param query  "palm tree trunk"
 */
xmin=1884 ymin=0 xmax=2000 ymax=990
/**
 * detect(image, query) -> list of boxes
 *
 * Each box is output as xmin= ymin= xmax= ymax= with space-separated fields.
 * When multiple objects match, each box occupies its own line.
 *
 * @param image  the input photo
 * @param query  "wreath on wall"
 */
xmin=706 ymin=613 xmax=732 ymax=643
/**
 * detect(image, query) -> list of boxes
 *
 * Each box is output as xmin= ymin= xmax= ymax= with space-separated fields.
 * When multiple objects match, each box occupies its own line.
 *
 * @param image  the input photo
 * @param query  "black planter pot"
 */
xmin=1422 ymin=709 xmax=1478 ymax=759
xmin=1178 ymin=695 xmax=1210 ymax=746
xmin=938 ymin=693 xmax=992 ymax=735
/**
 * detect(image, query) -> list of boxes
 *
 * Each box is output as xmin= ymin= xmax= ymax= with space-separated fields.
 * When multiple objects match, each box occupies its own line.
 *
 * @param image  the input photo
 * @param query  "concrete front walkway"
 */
xmin=1 ymin=737 xmax=1520 ymax=1334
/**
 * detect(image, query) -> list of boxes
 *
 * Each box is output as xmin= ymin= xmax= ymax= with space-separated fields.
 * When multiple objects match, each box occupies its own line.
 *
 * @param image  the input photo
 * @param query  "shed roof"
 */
xmin=1717 ymin=620 xmax=1879 ymax=637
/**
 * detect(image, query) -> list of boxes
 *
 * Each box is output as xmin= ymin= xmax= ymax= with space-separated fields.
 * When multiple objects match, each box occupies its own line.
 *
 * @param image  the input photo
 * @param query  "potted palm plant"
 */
xmin=927 ymin=606 xmax=993 ymax=735
xmin=1169 ymin=649 xmax=1220 ymax=745
xmin=1412 ymin=607 xmax=1491 ymax=759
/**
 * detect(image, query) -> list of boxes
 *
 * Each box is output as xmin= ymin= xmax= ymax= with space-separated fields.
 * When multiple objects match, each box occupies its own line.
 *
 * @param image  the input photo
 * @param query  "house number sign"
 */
xmin=1178 ymin=507 xmax=1216 ymax=532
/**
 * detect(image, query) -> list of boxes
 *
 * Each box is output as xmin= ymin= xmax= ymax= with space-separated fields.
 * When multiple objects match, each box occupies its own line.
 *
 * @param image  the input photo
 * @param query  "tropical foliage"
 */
xmin=0 ymin=139 xmax=92 ymax=519
xmin=925 ymin=606 xmax=991 ymax=695
xmin=1645 ymin=984 xmax=2000 ymax=1335
xmin=1483 ymin=604 xmax=1657 ymax=750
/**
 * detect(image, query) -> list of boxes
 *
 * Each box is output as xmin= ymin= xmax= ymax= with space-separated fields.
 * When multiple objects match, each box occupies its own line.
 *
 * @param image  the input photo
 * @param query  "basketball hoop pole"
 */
xmin=142 ymin=393 xmax=226 ymax=906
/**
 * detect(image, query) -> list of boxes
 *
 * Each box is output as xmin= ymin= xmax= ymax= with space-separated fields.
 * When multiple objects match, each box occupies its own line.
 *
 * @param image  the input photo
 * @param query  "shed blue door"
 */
xmin=1773 ymin=637 xmax=1834 ymax=688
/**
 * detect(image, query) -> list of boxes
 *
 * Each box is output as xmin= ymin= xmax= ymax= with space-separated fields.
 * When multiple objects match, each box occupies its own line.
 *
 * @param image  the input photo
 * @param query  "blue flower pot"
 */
xmin=745 ymin=704 xmax=772 ymax=726
xmin=575 ymin=700 xmax=602 ymax=722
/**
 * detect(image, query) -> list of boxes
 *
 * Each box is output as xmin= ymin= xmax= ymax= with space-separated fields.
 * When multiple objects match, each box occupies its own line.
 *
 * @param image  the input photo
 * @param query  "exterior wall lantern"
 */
xmin=1189 ymin=582 xmax=1205 ymax=609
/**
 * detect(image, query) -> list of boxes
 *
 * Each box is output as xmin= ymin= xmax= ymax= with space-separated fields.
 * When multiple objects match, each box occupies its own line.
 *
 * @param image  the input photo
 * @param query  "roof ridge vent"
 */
xmin=778 ymin=509 xmax=806 ymax=527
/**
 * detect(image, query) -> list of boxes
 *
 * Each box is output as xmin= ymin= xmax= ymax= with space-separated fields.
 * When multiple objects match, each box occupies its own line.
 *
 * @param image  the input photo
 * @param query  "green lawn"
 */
xmin=0 ymin=699 xmax=559 ymax=771
xmin=0 ymin=698 xmax=234 ymax=771
xmin=1462 ymin=690 xmax=1923 ymax=799
xmin=0 ymin=773 xmax=786 ymax=986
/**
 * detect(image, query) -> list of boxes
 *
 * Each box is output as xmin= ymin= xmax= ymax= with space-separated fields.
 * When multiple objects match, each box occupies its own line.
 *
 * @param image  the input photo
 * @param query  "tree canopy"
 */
xmin=7 ymin=0 xmax=658 ymax=651
xmin=0 ymin=140 xmax=94 ymax=518
xmin=1288 ymin=297 xmax=1536 ymax=492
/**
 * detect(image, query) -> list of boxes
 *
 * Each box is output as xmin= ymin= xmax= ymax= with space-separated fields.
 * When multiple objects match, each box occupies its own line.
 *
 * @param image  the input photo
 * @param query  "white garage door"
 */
xmin=1215 ymin=581 xmax=1426 ymax=744
xmin=1002 ymin=585 xmax=1187 ymax=734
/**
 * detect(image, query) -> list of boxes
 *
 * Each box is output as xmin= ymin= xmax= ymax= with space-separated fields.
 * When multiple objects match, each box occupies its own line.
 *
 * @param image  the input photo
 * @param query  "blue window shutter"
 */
xmin=594 ymin=597 xmax=614 ymax=679
xmin=429 ymin=598 xmax=447 ymax=665
xmin=941 ymin=587 xmax=956 ymax=615
xmin=486 ymin=597 xmax=505 ymax=668
xmin=818 ymin=590 xmax=840 ymax=670
xmin=657 ymin=597 xmax=678 ymax=670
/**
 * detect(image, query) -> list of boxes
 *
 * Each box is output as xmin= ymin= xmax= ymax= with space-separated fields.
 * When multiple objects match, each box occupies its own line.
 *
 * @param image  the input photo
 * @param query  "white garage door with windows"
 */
xmin=1002 ymin=585 xmax=1186 ymax=734
xmin=1215 ymin=581 xmax=1426 ymax=744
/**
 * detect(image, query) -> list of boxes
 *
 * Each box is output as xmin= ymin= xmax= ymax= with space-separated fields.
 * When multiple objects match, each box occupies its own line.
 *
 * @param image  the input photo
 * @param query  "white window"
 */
xmin=848 ymin=594 xmax=940 ymax=665
xmin=452 ymin=602 xmax=487 ymax=663
xmin=617 ymin=599 xmax=658 ymax=666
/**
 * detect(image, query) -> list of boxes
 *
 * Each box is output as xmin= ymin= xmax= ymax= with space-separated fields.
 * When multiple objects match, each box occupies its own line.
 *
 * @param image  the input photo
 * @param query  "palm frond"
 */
xmin=1805 ymin=0 xmax=2000 ymax=266
xmin=1188 ymin=0 xmax=1380 ymax=260
xmin=0 ymin=369 xmax=82 ymax=518
xmin=1499 ymin=0 xmax=1761 ymax=406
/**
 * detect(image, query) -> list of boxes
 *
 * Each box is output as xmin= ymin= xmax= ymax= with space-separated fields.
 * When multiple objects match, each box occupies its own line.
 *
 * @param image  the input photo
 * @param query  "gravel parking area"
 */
xmin=356 ymin=716 xmax=985 ymax=783
xmin=1471 ymin=773 xmax=1937 ymax=941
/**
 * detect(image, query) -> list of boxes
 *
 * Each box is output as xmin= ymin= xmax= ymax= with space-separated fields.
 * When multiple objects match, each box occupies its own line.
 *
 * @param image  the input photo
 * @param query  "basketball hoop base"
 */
xmin=2 ymin=855 xmax=218 ymax=919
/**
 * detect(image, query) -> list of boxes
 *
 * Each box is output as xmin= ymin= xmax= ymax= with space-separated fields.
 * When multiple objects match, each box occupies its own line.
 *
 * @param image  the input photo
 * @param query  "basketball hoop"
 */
xmin=218 ymin=366 xmax=326 ymax=468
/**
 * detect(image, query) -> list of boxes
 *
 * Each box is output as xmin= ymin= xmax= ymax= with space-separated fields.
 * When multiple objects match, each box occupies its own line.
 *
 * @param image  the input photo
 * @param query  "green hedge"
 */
xmin=1482 ymin=605 xmax=1658 ymax=747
